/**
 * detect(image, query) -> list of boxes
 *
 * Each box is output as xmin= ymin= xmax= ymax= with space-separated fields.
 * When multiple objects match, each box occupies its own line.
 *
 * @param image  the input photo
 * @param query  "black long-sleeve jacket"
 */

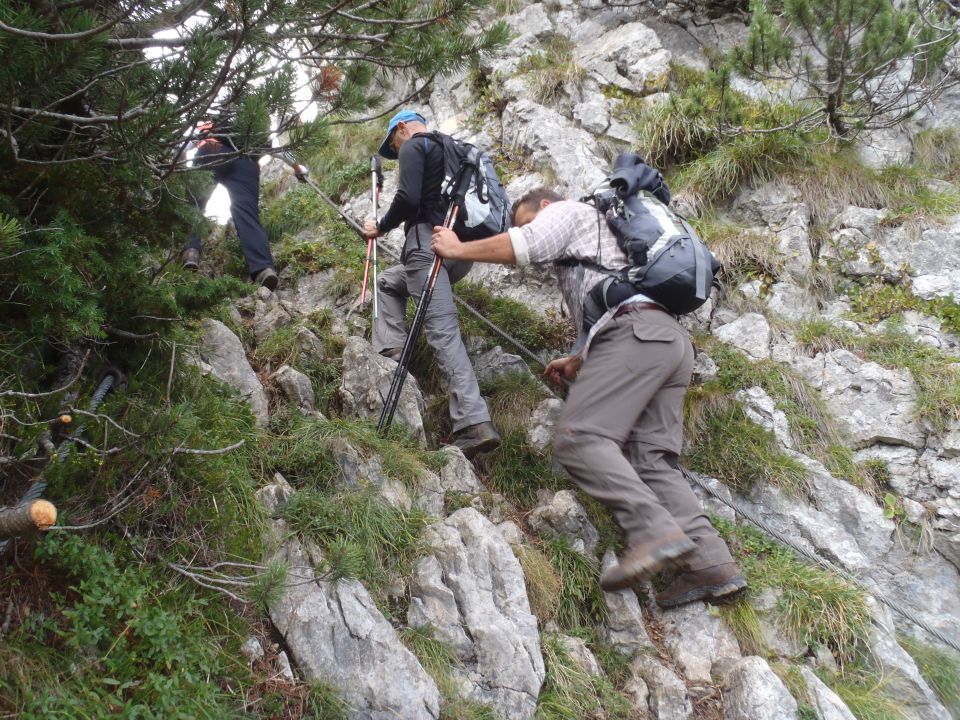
xmin=377 ymin=132 xmax=447 ymax=235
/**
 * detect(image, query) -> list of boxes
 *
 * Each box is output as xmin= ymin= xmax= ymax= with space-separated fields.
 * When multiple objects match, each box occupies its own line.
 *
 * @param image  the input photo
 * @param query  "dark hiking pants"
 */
xmin=187 ymin=154 xmax=274 ymax=277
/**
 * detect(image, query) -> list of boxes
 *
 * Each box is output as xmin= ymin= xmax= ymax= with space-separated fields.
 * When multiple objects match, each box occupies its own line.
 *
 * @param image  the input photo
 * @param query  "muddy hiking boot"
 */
xmin=182 ymin=247 xmax=200 ymax=270
xmin=453 ymin=421 xmax=501 ymax=459
xmin=600 ymin=533 xmax=696 ymax=592
xmin=655 ymin=562 xmax=747 ymax=609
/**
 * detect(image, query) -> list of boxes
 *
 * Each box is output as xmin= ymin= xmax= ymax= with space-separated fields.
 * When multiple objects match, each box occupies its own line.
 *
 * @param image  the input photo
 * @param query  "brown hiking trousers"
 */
xmin=553 ymin=306 xmax=733 ymax=571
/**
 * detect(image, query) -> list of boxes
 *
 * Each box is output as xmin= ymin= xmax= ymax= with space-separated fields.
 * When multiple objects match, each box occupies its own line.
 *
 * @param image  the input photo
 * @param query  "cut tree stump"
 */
xmin=0 ymin=500 xmax=57 ymax=538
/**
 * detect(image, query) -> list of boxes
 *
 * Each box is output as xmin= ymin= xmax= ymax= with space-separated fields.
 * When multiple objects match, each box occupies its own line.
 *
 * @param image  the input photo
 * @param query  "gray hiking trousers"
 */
xmin=553 ymin=306 xmax=734 ymax=571
xmin=372 ymin=224 xmax=491 ymax=432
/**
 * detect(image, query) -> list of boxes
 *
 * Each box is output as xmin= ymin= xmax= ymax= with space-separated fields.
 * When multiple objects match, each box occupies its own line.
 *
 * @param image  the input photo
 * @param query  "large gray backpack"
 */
xmin=421 ymin=132 xmax=511 ymax=240
xmin=580 ymin=153 xmax=721 ymax=320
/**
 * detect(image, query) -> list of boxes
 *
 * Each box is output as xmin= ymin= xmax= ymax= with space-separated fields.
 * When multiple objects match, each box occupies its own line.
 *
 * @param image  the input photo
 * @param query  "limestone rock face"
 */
xmin=723 ymin=656 xmax=798 ymax=720
xmin=600 ymin=550 xmax=656 ymax=657
xmin=576 ymin=21 xmax=671 ymax=94
xmin=253 ymin=287 xmax=293 ymax=343
xmin=527 ymin=398 xmax=564 ymax=453
xmin=269 ymin=540 xmax=441 ymax=720
xmin=528 ymin=489 xmax=599 ymax=555
xmin=654 ymin=601 xmax=742 ymax=683
xmin=274 ymin=365 xmax=315 ymax=412
xmin=199 ymin=319 xmax=269 ymax=427
xmin=339 ymin=336 xmax=426 ymax=446
xmin=256 ymin=475 xmax=440 ymax=720
xmin=798 ymin=667 xmax=857 ymax=720
xmin=407 ymin=508 xmax=545 ymax=719
xmin=416 ymin=445 xmax=485 ymax=517
xmin=629 ymin=654 xmax=693 ymax=720
xmin=792 ymin=349 xmax=923 ymax=449
xmin=502 ymin=99 xmax=607 ymax=199
xmin=737 ymin=386 xmax=793 ymax=449
xmin=473 ymin=345 xmax=532 ymax=384
xmin=713 ymin=313 xmax=771 ymax=360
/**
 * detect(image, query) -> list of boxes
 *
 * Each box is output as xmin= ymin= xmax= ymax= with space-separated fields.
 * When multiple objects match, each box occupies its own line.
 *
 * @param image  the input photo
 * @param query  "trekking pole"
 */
xmin=361 ymin=156 xmax=383 ymax=317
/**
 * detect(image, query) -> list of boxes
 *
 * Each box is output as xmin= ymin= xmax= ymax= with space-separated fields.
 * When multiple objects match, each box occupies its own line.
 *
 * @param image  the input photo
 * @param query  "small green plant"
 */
xmin=684 ymin=387 xmax=808 ymax=494
xmin=472 ymin=430 xmax=571 ymax=507
xmin=1 ymin=535 xmax=244 ymax=718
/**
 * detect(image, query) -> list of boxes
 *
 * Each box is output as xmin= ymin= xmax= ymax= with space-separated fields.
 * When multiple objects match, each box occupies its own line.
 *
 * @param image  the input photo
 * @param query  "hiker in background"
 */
xmin=430 ymin=187 xmax=746 ymax=609
xmin=180 ymin=119 xmax=279 ymax=291
xmin=362 ymin=110 xmax=500 ymax=459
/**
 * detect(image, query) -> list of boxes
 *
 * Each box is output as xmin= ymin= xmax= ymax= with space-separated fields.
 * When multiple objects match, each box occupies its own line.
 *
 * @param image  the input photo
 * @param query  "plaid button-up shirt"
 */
xmin=508 ymin=200 xmax=653 ymax=354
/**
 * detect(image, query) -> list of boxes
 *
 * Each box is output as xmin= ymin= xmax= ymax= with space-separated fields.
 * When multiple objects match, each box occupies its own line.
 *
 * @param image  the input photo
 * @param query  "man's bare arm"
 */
xmin=431 ymin=227 xmax=516 ymax=264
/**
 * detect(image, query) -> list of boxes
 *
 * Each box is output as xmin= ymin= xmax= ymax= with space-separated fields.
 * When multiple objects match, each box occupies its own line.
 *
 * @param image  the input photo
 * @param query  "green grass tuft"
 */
xmin=716 ymin=517 xmax=870 ymax=665
xmin=545 ymin=538 xmax=607 ymax=631
xmin=824 ymin=670 xmax=911 ymax=720
xmin=536 ymin=633 xmax=634 ymax=720
xmin=898 ymin=633 xmax=960 ymax=714
xmin=684 ymin=386 xmax=808 ymax=494
xmin=281 ymin=486 xmax=429 ymax=600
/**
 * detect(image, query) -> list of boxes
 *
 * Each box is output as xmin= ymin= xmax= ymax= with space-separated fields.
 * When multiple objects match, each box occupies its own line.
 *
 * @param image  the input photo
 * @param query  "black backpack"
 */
xmin=420 ymin=132 xmax=511 ymax=240
xmin=580 ymin=153 xmax=721 ymax=321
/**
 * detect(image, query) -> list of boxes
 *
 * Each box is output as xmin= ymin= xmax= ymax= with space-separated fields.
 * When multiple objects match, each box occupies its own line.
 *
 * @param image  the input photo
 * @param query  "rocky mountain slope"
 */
xmin=188 ymin=1 xmax=960 ymax=718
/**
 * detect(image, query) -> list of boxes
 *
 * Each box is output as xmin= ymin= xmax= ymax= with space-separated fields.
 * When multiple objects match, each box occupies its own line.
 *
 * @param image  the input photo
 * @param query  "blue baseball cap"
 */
xmin=378 ymin=110 xmax=426 ymax=159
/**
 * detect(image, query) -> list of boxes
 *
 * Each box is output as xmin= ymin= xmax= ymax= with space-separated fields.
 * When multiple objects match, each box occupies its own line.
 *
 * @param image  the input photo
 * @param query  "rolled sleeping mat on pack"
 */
xmin=0 ymin=500 xmax=57 ymax=539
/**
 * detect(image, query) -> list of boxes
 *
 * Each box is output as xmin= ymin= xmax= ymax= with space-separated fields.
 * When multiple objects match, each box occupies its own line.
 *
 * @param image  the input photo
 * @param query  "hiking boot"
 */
xmin=254 ymin=267 xmax=279 ymax=291
xmin=182 ymin=247 xmax=200 ymax=270
xmin=600 ymin=534 xmax=696 ymax=592
xmin=452 ymin=421 xmax=501 ymax=459
xmin=655 ymin=562 xmax=747 ymax=609
xmin=380 ymin=348 xmax=403 ymax=363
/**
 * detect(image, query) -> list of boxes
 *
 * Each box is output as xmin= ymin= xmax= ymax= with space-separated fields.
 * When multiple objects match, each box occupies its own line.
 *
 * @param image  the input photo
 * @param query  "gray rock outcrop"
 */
xmin=528 ymin=489 xmax=599 ymax=555
xmin=256 ymin=475 xmax=441 ymax=720
xmin=339 ymin=336 xmax=426 ymax=445
xmin=274 ymin=364 xmax=315 ymax=412
xmin=407 ymin=508 xmax=545 ymax=719
xmin=198 ymin=318 xmax=269 ymax=427
xmin=723 ymin=656 xmax=798 ymax=720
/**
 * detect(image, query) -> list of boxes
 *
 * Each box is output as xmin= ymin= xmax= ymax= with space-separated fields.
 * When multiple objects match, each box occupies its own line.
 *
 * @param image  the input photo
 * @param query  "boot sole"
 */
xmin=656 ymin=575 xmax=748 ymax=609
xmin=600 ymin=538 xmax=696 ymax=592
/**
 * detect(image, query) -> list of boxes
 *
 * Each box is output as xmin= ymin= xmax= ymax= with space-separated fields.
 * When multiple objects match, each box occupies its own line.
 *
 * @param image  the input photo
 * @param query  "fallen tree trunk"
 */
xmin=0 ymin=500 xmax=57 ymax=538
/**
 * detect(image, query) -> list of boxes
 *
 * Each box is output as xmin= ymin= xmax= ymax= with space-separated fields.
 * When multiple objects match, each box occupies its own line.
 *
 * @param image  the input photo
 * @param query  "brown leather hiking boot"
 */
xmin=655 ymin=562 xmax=747 ymax=609
xmin=600 ymin=534 xmax=696 ymax=592
xmin=452 ymin=421 xmax=501 ymax=459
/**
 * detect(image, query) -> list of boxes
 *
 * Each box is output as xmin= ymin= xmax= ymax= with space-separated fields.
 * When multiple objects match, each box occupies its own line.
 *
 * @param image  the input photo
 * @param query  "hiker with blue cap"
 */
xmin=362 ymin=110 xmax=500 ymax=458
